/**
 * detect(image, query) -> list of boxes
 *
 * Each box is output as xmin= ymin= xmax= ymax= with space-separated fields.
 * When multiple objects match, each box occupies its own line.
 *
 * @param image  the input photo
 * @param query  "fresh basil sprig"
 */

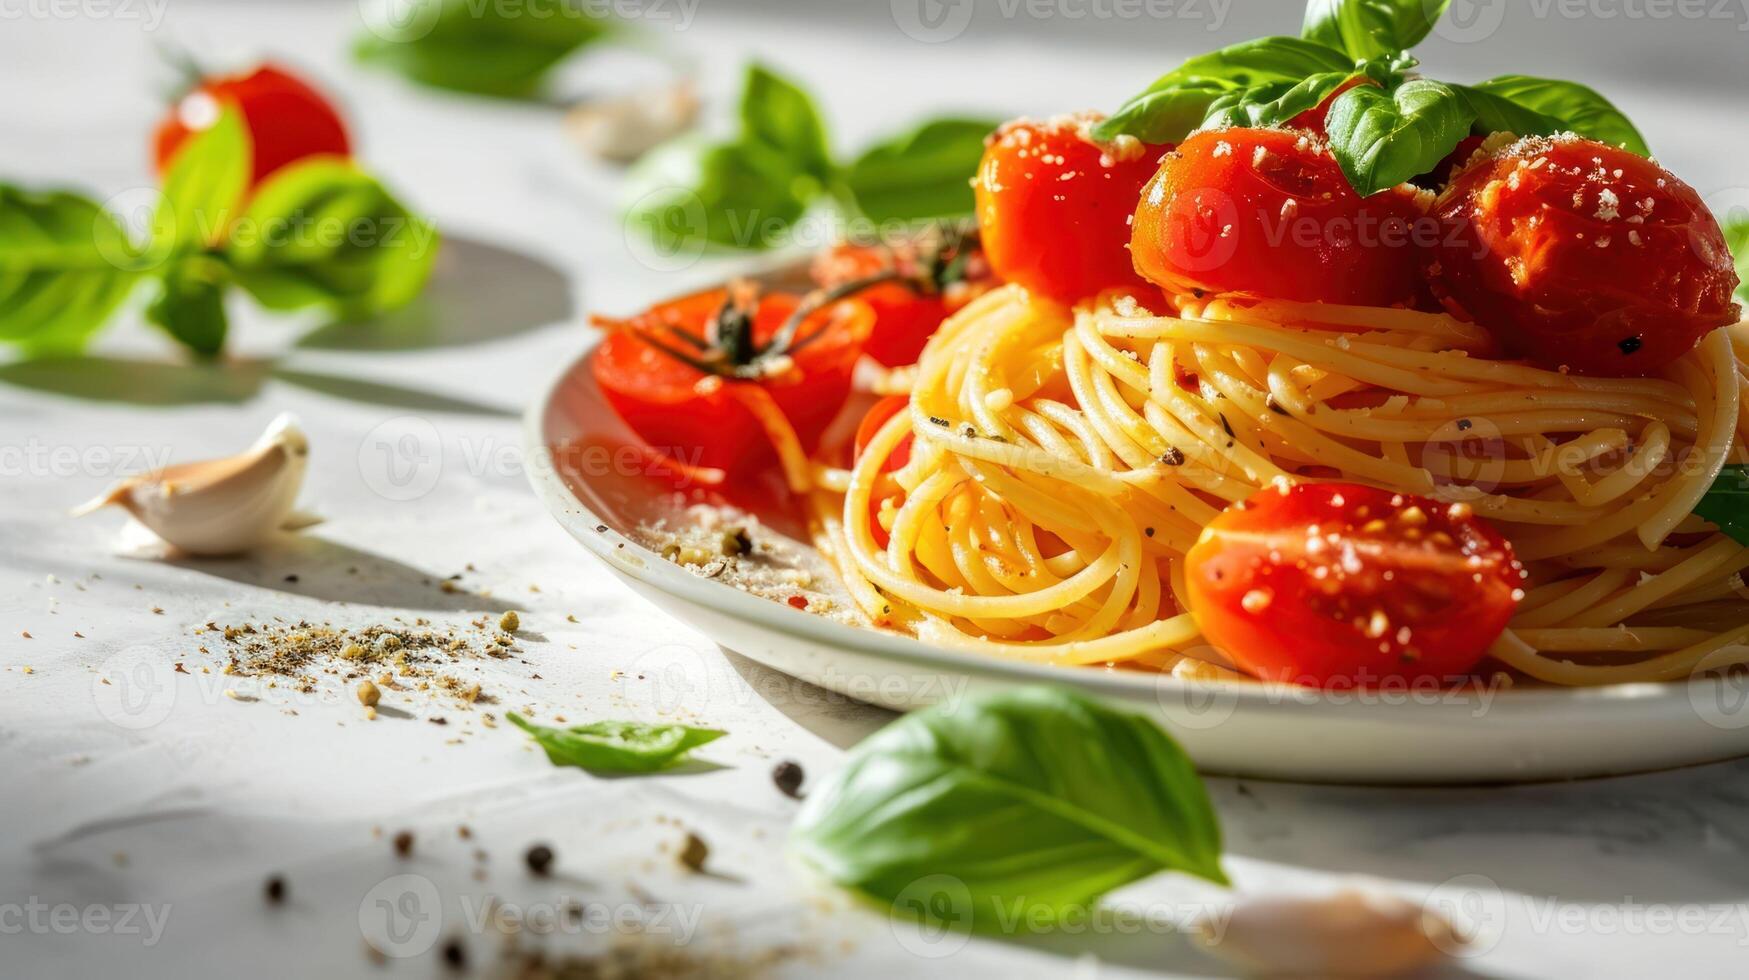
xmin=1098 ymin=0 xmax=1648 ymax=197
xmin=1694 ymin=464 xmax=1749 ymax=546
xmin=507 ymin=711 xmax=725 ymax=773
xmin=627 ymin=63 xmax=999 ymax=252
xmin=792 ymin=686 xmax=1226 ymax=934
xmin=0 ymin=106 xmax=438 ymax=357
xmin=354 ymin=0 xmax=609 ymax=99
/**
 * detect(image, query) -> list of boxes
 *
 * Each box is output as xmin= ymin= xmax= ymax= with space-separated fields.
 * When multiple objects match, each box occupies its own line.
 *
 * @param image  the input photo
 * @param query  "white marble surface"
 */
xmin=4 ymin=1 xmax=1749 ymax=977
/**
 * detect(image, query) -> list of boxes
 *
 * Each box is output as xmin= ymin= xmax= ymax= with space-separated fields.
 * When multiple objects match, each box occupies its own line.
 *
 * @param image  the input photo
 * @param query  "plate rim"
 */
xmin=525 ymin=335 xmax=1727 ymax=720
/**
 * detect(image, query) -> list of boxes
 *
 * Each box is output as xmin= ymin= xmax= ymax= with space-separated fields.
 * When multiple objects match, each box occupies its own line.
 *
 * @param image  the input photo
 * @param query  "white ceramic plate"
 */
xmin=525 ymin=280 xmax=1749 ymax=785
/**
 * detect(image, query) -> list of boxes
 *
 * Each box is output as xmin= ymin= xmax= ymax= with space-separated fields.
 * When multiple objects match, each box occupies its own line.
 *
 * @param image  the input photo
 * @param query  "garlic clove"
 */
xmin=1193 ymin=888 xmax=1461 ymax=977
xmin=565 ymin=80 xmax=700 ymax=164
xmin=74 ymin=413 xmax=312 ymax=556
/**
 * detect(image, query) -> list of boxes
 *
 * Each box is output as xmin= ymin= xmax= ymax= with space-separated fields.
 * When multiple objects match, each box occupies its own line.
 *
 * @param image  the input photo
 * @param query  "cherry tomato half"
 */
xmin=592 ymin=289 xmax=872 ymax=474
xmin=154 ymin=63 xmax=351 ymax=188
xmin=1131 ymin=128 xmax=1424 ymax=307
xmin=973 ymin=114 xmax=1164 ymax=304
xmin=1184 ymin=482 xmax=1526 ymax=687
xmin=1427 ymin=135 xmax=1741 ymax=376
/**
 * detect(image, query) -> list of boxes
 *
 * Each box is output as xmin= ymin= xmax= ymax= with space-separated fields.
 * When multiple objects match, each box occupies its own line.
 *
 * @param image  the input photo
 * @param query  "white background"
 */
xmin=3 ymin=0 xmax=1749 ymax=977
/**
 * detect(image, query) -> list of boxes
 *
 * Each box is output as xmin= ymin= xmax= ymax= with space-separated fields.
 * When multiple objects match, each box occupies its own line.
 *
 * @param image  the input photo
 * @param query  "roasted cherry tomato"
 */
xmin=1183 ymin=482 xmax=1526 ymax=687
xmin=1285 ymin=76 xmax=1376 ymax=135
xmin=154 ymin=63 xmax=351 ymax=188
xmin=592 ymin=288 xmax=872 ymax=474
xmin=1427 ymin=135 xmax=1741 ymax=376
xmin=1131 ymin=128 xmax=1424 ymax=307
xmin=973 ymin=114 xmax=1163 ymax=304
xmin=810 ymin=243 xmax=992 ymax=367
xmin=852 ymin=395 xmax=913 ymax=548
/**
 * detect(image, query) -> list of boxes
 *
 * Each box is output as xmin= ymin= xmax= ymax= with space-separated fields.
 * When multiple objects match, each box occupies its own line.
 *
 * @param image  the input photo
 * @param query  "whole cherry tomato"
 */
xmin=973 ymin=113 xmax=1164 ymax=304
xmin=1427 ymin=135 xmax=1741 ymax=376
xmin=592 ymin=287 xmax=872 ymax=474
xmin=1131 ymin=128 xmax=1425 ymax=307
xmin=1184 ymin=482 xmax=1526 ymax=687
xmin=154 ymin=63 xmax=351 ymax=188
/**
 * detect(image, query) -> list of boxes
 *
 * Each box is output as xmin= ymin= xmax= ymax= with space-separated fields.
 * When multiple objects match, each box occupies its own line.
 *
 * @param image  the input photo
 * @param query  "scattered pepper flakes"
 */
xmin=772 ymin=760 xmax=805 ymax=799
xmin=677 ymin=832 xmax=710 ymax=873
xmin=357 ymin=679 xmax=381 ymax=707
xmin=498 ymin=610 xmax=520 ymax=633
xmin=265 ymin=876 xmax=286 ymax=904
xmin=392 ymin=830 xmax=414 ymax=858
xmin=524 ymin=844 xmax=554 ymax=877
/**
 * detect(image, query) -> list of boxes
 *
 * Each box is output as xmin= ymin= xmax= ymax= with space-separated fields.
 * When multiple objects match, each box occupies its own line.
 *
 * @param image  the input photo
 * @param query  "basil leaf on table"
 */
xmin=153 ymin=107 xmax=249 ymax=254
xmin=354 ymin=0 xmax=609 ymax=98
xmin=223 ymin=159 xmax=439 ymax=318
xmin=0 ymin=185 xmax=143 ymax=355
xmin=1202 ymin=72 xmax=1357 ymax=131
xmin=1326 ymin=78 xmax=1474 ymax=197
xmin=792 ymin=686 xmax=1226 ymax=933
xmin=841 ymin=118 xmax=998 ymax=224
xmin=507 ymin=711 xmax=725 ymax=773
xmin=146 ymin=254 xmax=231 ymax=356
xmin=741 ymin=63 xmax=833 ymax=184
xmin=1466 ymin=75 xmax=1648 ymax=156
xmin=1693 ymin=465 xmax=1749 ymax=547
xmin=1303 ymin=0 xmax=1451 ymax=60
xmin=1724 ymin=213 xmax=1749 ymax=304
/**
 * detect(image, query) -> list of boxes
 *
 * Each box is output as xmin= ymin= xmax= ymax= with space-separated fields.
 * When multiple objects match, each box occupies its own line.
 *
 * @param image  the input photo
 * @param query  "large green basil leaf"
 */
xmin=792 ymin=686 xmax=1226 ymax=934
xmin=841 ymin=118 xmax=996 ymax=224
xmin=1326 ymin=78 xmax=1474 ymax=196
xmin=1303 ymin=0 xmax=1450 ymax=60
xmin=1093 ymin=82 xmax=1232 ymax=145
xmin=1468 ymin=75 xmax=1648 ymax=156
xmin=0 ymin=186 xmax=143 ymax=354
xmin=146 ymin=254 xmax=230 ymax=356
xmin=507 ymin=712 xmax=724 ymax=773
xmin=1202 ymin=72 xmax=1357 ymax=131
xmin=624 ymin=136 xmax=813 ymax=252
xmin=1094 ymin=36 xmax=1350 ymax=143
xmin=354 ymin=0 xmax=609 ymax=98
xmin=1451 ymin=84 xmax=1567 ymax=140
xmin=154 ymin=106 xmax=249 ymax=253
xmin=224 ymin=159 xmax=439 ymax=318
xmin=741 ymin=63 xmax=833 ymax=184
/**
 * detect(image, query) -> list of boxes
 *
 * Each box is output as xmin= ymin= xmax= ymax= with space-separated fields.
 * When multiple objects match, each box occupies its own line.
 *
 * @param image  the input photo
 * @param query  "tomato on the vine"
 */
xmin=1427 ymin=135 xmax=1741 ymax=376
xmin=1183 ymin=482 xmax=1526 ymax=687
xmin=809 ymin=242 xmax=994 ymax=367
xmin=154 ymin=63 xmax=351 ymax=188
xmin=973 ymin=113 xmax=1164 ymax=304
xmin=1131 ymin=128 xmax=1425 ymax=307
xmin=592 ymin=287 xmax=873 ymax=474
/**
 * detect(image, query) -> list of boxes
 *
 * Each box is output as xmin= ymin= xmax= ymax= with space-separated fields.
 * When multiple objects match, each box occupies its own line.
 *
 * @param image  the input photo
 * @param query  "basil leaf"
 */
xmin=1201 ymin=72 xmax=1355 ymax=131
xmin=224 ymin=159 xmax=439 ymax=318
xmin=741 ymin=64 xmax=833 ymax=184
xmin=1094 ymin=36 xmax=1350 ymax=143
xmin=1469 ymin=75 xmax=1648 ymax=156
xmin=841 ymin=118 xmax=997 ymax=224
xmin=1092 ymin=82 xmax=1230 ymax=145
xmin=146 ymin=254 xmax=230 ymax=356
xmin=1724 ymin=212 xmax=1749 ymax=304
xmin=624 ymin=137 xmax=813 ymax=252
xmin=354 ymin=0 xmax=608 ymax=98
xmin=154 ymin=106 xmax=250 ymax=253
xmin=1451 ymin=84 xmax=1567 ymax=140
xmin=507 ymin=711 xmax=724 ymax=773
xmin=1303 ymin=0 xmax=1450 ymax=60
xmin=1694 ymin=465 xmax=1749 ymax=546
xmin=792 ymin=686 xmax=1226 ymax=933
xmin=1326 ymin=78 xmax=1474 ymax=197
xmin=0 ymin=185 xmax=143 ymax=354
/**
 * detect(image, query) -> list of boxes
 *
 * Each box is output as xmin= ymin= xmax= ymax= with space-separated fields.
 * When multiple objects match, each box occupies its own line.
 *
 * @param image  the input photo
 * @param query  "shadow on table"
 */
xmin=720 ymin=649 xmax=893 ymax=750
xmin=165 ymin=534 xmax=525 ymax=615
xmin=1214 ymin=757 xmax=1749 ymax=907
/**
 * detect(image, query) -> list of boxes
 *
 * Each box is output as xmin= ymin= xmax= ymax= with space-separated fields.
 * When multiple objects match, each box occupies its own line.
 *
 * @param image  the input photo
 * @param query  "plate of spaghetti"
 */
xmin=529 ymin=7 xmax=1749 ymax=782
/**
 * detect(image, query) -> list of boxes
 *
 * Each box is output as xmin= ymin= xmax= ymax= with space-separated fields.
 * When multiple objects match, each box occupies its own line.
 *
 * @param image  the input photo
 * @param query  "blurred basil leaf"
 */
xmin=624 ymin=137 xmax=812 ymax=252
xmin=1467 ymin=75 xmax=1648 ymax=156
xmin=0 ymin=185 xmax=143 ymax=355
xmin=1326 ymin=78 xmax=1474 ymax=196
xmin=1303 ymin=0 xmax=1450 ymax=60
xmin=1724 ymin=212 xmax=1748 ymax=304
xmin=146 ymin=254 xmax=230 ymax=356
xmin=355 ymin=0 xmax=609 ymax=98
xmin=841 ymin=118 xmax=997 ymax=224
xmin=741 ymin=63 xmax=833 ymax=184
xmin=154 ymin=107 xmax=250 ymax=253
xmin=224 ymin=159 xmax=439 ymax=318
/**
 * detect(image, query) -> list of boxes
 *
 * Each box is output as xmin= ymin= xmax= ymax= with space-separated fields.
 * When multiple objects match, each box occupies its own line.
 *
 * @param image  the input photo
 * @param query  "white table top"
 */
xmin=5 ymin=2 xmax=1749 ymax=977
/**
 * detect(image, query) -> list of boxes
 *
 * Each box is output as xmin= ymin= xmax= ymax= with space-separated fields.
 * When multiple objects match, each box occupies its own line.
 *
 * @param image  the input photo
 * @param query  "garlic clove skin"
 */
xmin=565 ymin=80 xmax=700 ymax=164
xmin=1193 ymin=888 xmax=1461 ymax=977
xmin=74 ymin=413 xmax=311 ymax=557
